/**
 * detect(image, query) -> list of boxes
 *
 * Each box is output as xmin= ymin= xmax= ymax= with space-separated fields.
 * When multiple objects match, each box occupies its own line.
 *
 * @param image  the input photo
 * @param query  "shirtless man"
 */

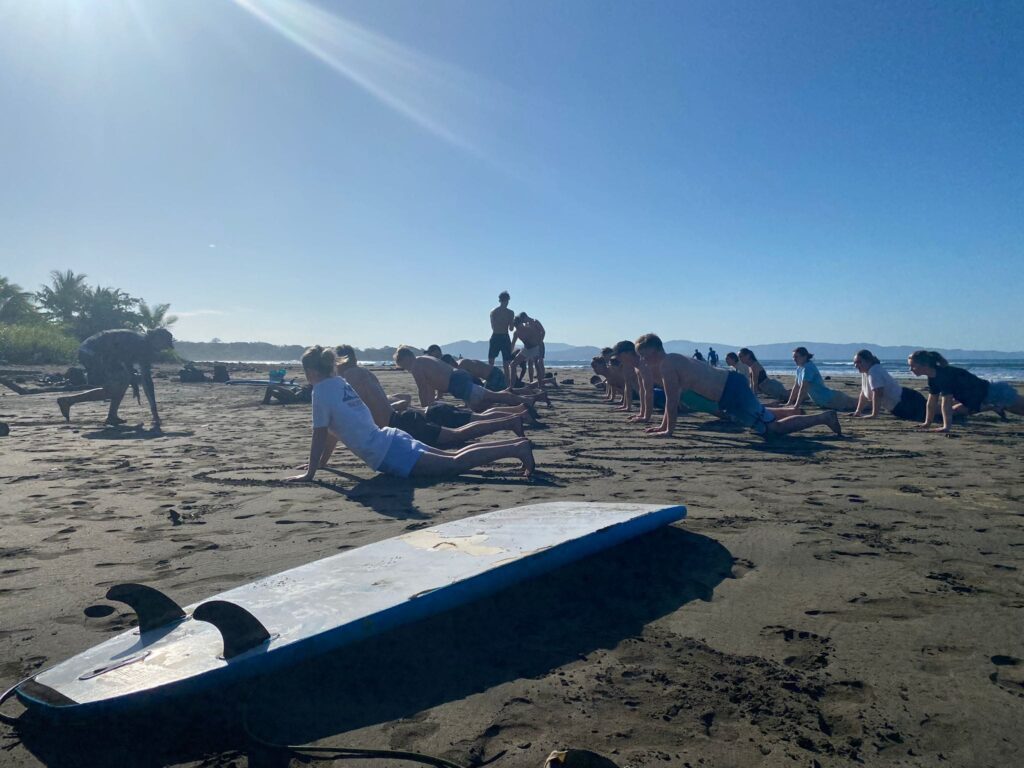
xmin=591 ymin=348 xmax=624 ymax=403
xmin=336 ymin=346 xmax=524 ymax=447
xmin=488 ymin=291 xmax=515 ymax=384
xmin=57 ymin=328 xmax=173 ymax=431
xmin=610 ymin=340 xmax=654 ymax=422
xmin=393 ymin=346 xmax=539 ymax=411
xmin=511 ymin=313 xmax=547 ymax=386
xmin=635 ymin=333 xmax=840 ymax=438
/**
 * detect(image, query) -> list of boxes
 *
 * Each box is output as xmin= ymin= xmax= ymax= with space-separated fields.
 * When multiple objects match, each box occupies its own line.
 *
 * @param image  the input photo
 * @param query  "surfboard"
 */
xmin=12 ymin=502 xmax=686 ymax=720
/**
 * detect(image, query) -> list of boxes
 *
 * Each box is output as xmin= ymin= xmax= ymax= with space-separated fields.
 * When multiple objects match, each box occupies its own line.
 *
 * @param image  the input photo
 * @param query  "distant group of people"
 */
xmin=51 ymin=308 xmax=1024 ymax=482
xmin=592 ymin=338 xmax=1024 ymax=438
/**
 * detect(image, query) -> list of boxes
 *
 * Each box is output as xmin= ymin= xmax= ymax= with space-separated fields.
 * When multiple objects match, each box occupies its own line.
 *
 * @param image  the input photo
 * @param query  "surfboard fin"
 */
xmin=192 ymin=600 xmax=271 ymax=660
xmin=105 ymin=583 xmax=186 ymax=633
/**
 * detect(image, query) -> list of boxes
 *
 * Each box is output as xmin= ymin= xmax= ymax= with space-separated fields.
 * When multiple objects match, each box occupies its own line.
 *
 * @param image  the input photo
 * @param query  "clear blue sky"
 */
xmin=1 ymin=1 xmax=1021 ymax=350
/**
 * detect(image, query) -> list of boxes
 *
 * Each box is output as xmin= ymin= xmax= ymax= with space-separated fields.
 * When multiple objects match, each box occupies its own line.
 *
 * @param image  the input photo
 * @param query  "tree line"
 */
xmin=0 ymin=270 xmax=176 ymax=364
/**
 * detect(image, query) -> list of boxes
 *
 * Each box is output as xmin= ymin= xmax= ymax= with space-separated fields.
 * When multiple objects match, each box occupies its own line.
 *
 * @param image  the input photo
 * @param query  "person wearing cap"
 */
xmin=57 ymin=328 xmax=174 ymax=431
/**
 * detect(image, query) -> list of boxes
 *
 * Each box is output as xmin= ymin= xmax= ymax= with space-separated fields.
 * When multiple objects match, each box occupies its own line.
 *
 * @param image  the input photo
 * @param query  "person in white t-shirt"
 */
xmin=287 ymin=346 xmax=535 ymax=481
xmin=851 ymin=349 xmax=927 ymax=422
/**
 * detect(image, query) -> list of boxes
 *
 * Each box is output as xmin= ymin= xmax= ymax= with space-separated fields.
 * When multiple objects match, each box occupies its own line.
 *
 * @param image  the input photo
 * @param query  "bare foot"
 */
xmin=57 ymin=397 xmax=71 ymax=422
xmin=519 ymin=442 xmax=536 ymax=477
xmin=824 ymin=410 xmax=842 ymax=435
xmin=104 ymin=416 xmax=127 ymax=426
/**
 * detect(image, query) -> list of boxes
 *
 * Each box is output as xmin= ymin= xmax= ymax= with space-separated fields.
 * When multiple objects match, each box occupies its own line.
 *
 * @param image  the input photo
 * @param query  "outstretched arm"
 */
xmin=290 ymin=426 xmax=331 ymax=481
xmin=920 ymin=393 xmax=938 ymax=427
xmin=649 ymin=370 xmax=679 ymax=436
xmin=933 ymin=395 xmax=954 ymax=432
xmin=140 ymin=367 xmax=161 ymax=429
xmin=853 ymin=391 xmax=867 ymax=417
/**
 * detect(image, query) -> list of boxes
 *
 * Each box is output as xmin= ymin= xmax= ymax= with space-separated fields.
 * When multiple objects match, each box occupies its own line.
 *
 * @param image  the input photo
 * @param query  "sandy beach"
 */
xmin=1 ymin=368 xmax=1022 ymax=767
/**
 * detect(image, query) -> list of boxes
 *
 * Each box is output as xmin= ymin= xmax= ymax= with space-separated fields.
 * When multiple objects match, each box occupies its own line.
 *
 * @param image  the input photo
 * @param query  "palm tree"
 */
xmin=138 ymin=301 xmax=178 ymax=331
xmin=73 ymin=285 xmax=142 ymax=340
xmin=36 ymin=270 xmax=89 ymax=326
xmin=0 ymin=276 xmax=39 ymax=324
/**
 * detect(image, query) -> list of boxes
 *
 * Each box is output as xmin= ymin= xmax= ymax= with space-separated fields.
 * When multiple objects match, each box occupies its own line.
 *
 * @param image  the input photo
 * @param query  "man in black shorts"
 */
xmin=57 ymin=328 xmax=173 ymax=430
xmin=488 ymin=291 xmax=515 ymax=385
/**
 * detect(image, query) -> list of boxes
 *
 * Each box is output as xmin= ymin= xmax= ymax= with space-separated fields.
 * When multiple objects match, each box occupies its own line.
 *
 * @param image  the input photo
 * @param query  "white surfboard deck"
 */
xmin=17 ymin=501 xmax=686 ymax=717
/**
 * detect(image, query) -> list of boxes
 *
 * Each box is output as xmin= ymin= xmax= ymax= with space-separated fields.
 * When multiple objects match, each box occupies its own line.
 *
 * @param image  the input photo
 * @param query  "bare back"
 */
xmin=660 ymin=353 xmax=729 ymax=402
xmin=339 ymin=365 xmax=392 ymax=429
xmin=457 ymin=358 xmax=492 ymax=379
xmin=490 ymin=305 xmax=514 ymax=335
xmin=516 ymin=321 xmax=544 ymax=348
xmin=411 ymin=355 xmax=456 ymax=393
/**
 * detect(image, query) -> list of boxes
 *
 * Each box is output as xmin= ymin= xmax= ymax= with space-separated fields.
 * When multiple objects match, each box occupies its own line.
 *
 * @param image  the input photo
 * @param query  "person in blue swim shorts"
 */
xmin=634 ymin=334 xmax=842 ymax=439
xmin=288 ymin=346 xmax=535 ymax=480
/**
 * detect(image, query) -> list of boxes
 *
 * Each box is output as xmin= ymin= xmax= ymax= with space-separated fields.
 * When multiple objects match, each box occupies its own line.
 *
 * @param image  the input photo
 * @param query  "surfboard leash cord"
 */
xmin=241 ymin=706 xmax=507 ymax=768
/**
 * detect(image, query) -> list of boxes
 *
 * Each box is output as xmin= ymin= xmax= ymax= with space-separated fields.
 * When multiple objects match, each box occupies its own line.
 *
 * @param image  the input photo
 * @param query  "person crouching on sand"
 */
xmin=635 ymin=334 xmax=841 ymax=439
xmin=288 ymin=346 xmax=535 ymax=481
xmin=908 ymin=350 xmax=1024 ymax=433
xmin=851 ymin=349 xmax=928 ymax=422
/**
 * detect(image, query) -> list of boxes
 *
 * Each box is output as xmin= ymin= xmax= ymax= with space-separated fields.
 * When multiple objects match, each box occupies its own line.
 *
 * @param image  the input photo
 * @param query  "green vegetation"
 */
xmin=0 ymin=270 xmax=178 ymax=364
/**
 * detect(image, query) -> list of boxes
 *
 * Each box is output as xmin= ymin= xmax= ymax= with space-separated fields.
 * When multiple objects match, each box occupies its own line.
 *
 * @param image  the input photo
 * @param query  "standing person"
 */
xmin=783 ymin=347 xmax=858 ymax=411
xmin=57 ymin=328 xmax=174 ymax=431
xmin=738 ymin=348 xmax=789 ymax=401
xmin=708 ymin=348 xmax=719 ymax=367
xmin=692 ymin=349 xmax=704 ymax=362
xmin=511 ymin=313 xmax=547 ymax=387
xmin=635 ymin=334 xmax=840 ymax=438
xmin=488 ymin=291 xmax=515 ymax=385
xmin=288 ymin=346 xmax=535 ymax=481
xmin=851 ymin=349 xmax=928 ymax=422
xmin=908 ymin=350 xmax=1024 ymax=432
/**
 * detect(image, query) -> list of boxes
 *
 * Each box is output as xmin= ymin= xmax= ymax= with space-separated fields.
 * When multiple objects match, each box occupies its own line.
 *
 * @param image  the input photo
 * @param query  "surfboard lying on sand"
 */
xmin=12 ymin=502 xmax=686 ymax=720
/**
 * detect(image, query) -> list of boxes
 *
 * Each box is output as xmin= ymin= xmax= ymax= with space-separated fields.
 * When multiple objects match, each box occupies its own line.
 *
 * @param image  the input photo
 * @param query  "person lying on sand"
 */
xmin=738 ymin=348 xmax=789 ymax=402
xmin=336 ymin=345 xmax=525 ymax=447
xmin=57 ymin=328 xmax=173 ymax=431
xmin=288 ymin=346 xmax=535 ymax=481
xmin=636 ymin=334 xmax=841 ymax=438
xmin=613 ymin=339 xmax=728 ymax=420
xmin=393 ymin=346 xmax=541 ymax=411
xmin=908 ymin=350 xmax=1024 ymax=432
xmin=456 ymin=356 xmax=552 ymax=403
xmin=783 ymin=347 xmax=858 ymax=411
xmin=262 ymin=383 xmax=311 ymax=405
xmin=851 ymin=349 xmax=928 ymax=422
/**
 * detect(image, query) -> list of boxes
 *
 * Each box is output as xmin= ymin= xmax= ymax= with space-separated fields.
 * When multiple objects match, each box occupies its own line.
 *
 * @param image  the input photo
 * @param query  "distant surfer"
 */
xmin=57 ymin=328 xmax=173 ymax=431
xmin=288 ymin=346 xmax=534 ymax=481
xmin=488 ymin=291 xmax=515 ymax=385
xmin=635 ymin=333 xmax=841 ymax=438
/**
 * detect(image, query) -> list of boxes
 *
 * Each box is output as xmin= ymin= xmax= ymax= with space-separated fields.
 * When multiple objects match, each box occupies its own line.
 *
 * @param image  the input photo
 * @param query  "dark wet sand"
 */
xmin=1 ymin=368 xmax=1022 ymax=767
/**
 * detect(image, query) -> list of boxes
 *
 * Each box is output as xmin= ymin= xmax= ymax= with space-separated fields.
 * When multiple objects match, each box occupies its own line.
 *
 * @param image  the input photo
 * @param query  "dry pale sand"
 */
xmin=1 ymin=368 xmax=1023 ymax=768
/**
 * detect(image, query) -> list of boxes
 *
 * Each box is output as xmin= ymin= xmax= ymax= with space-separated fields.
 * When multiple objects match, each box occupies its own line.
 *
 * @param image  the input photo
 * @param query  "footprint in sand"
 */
xmin=761 ymin=625 xmax=832 ymax=670
xmin=990 ymin=655 xmax=1024 ymax=696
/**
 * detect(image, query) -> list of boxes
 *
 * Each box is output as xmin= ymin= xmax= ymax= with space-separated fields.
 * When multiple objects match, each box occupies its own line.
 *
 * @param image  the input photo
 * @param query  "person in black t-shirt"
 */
xmin=908 ymin=350 xmax=1024 ymax=432
xmin=57 ymin=328 xmax=173 ymax=431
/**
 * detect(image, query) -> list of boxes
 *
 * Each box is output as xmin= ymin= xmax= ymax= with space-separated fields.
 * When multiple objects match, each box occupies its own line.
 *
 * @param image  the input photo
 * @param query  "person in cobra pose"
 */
xmin=335 ymin=345 xmax=525 ymax=447
xmin=635 ymin=334 xmax=840 ymax=439
xmin=288 ymin=346 xmax=535 ymax=481
xmin=57 ymin=328 xmax=174 ymax=431
xmin=393 ymin=346 xmax=541 ymax=411
xmin=782 ymin=347 xmax=858 ymax=411
xmin=488 ymin=291 xmax=515 ymax=385
xmin=851 ymin=349 xmax=928 ymax=422
xmin=908 ymin=350 xmax=1024 ymax=432
xmin=737 ymin=348 xmax=789 ymax=401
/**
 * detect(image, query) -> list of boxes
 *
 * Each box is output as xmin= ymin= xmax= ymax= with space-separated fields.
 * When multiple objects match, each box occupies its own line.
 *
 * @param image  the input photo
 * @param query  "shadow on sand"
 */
xmin=81 ymin=426 xmax=194 ymax=441
xmin=13 ymin=527 xmax=733 ymax=767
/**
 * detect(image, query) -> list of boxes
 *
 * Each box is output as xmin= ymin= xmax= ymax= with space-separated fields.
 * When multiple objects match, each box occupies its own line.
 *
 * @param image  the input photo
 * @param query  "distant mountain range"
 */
xmin=175 ymin=339 xmax=1024 ymax=363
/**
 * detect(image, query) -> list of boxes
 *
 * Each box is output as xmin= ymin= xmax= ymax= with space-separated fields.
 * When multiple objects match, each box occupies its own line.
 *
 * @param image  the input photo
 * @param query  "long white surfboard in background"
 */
xmin=15 ymin=501 xmax=686 ymax=719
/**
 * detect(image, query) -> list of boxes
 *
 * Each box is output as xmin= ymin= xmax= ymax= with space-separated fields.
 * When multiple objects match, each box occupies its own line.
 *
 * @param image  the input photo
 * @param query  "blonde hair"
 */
xmin=301 ymin=345 xmax=336 ymax=376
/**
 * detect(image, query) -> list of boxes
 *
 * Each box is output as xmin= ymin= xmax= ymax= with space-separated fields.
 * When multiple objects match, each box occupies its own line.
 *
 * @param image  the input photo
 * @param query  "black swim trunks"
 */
xmin=488 ymin=332 xmax=513 ymax=363
xmin=389 ymin=410 xmax=443 ymax=446
xmin=424 ymin=402 xmax=473 ymax=429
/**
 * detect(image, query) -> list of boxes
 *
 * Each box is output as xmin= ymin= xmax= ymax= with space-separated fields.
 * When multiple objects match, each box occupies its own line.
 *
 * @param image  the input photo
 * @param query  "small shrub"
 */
xmin=0 ymin=323 xmax=79 ymax=364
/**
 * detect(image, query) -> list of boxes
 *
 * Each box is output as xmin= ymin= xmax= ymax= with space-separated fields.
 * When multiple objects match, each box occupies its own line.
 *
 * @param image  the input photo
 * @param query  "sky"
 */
xmin=1 ymin=0 xmax=1021 ymax=350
